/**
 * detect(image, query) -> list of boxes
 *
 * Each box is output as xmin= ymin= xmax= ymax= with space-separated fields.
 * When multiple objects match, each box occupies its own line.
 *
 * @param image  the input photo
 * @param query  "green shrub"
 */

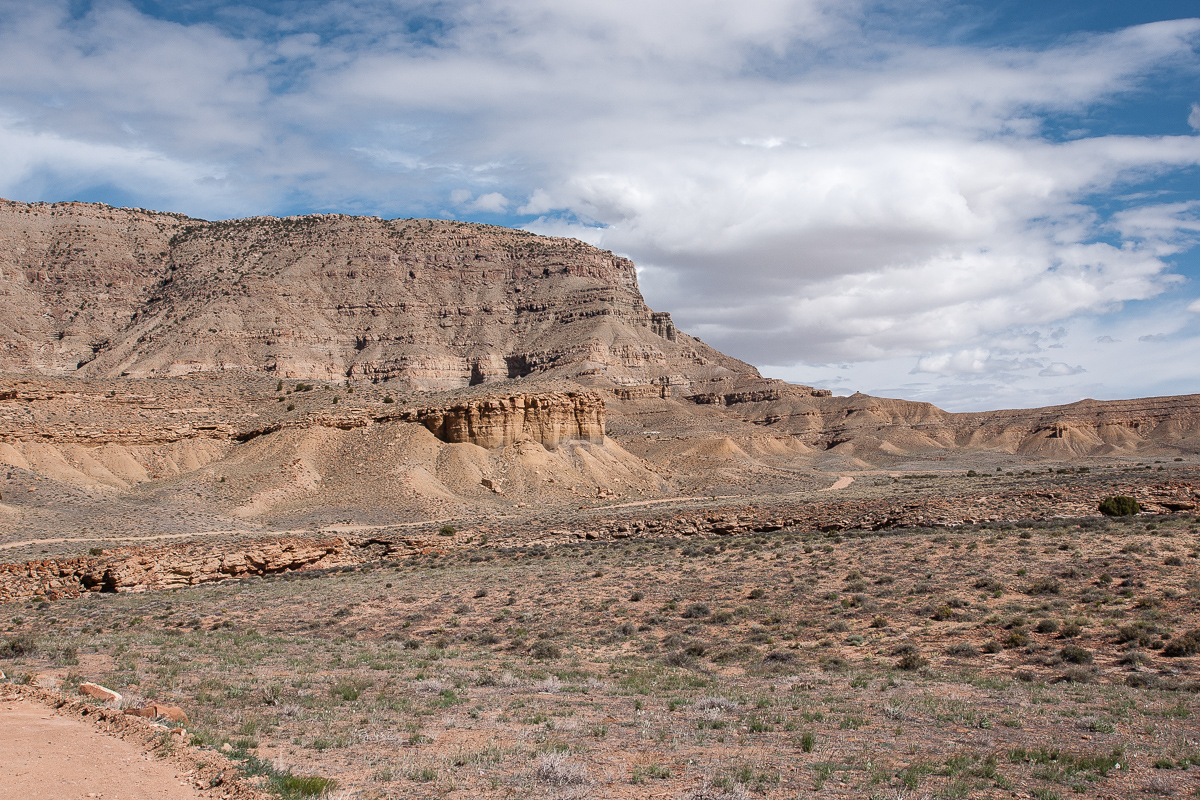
xmin=531 ymin=641 xmax=561 ymax=660
xmin=1060 ymin=645 xmax=1093 ymax=664
xmin=1098 ymin=496 xmax=1139 ymax=516
xmin=1003 ymin=630 xmax=1029 ymax=649
xmin=438 ymin=525 xmax=456 ymax=537
xmin=382 ymin=396 xmax=395 ymax=404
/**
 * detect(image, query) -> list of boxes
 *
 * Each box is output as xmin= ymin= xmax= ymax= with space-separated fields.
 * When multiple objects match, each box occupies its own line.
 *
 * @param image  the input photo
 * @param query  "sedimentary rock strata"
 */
xmin=398 ymin=392 xmax=604 ymax=449
xmin=0 ymin=199 xmax=752 ymax=390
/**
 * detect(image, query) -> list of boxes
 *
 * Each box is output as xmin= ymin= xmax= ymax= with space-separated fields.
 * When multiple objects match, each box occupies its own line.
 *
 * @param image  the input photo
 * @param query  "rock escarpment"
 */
xmin=399 ymin=392 xmax=604 ymax=449
xmin=700 ymin=389 xmax=1200 ymax=458
xmin=0 ymin=199 xmax=753 ymax=390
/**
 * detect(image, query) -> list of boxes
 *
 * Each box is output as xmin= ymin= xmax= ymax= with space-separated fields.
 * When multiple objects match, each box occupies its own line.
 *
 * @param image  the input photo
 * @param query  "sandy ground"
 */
xmin=0 ymin=697 xmax=208 ymax=800
xmin=820 ymin=475 xmax=854 ymax=491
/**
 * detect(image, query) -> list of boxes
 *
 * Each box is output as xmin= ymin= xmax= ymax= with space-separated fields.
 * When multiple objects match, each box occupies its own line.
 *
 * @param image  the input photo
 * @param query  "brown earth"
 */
xmin=0 ymin=684 xmax=263 ymax=800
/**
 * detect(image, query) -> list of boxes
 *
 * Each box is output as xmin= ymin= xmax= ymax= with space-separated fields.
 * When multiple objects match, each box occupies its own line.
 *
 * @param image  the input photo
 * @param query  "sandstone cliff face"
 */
xmin=0 ymin=200 xmax=754 ymax=391
xmin=399 ymin=392 xmax=604 ymax=449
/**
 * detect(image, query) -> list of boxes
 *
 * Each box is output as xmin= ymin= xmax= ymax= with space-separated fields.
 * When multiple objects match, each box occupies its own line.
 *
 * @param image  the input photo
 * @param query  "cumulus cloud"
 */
xmin=0 ymin=1 xmax=1199 ymax=407
xmin=1191 ymin=103 xmax=1200 ymax=131
xmin=1039 ymin=362 xmax=1086 ymax=377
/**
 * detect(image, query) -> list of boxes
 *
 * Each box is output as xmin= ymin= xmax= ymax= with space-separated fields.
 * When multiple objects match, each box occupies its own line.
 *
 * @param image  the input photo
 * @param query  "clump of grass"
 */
xmin=232 ymin=753 xmax=337 ymax=798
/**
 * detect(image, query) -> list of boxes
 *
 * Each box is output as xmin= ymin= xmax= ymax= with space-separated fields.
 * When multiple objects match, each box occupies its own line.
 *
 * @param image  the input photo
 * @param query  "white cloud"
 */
xmin=1188 ymin=298 xmax=1200 ymax=313
xmin=1190 ymin=103 xmax=1200 ymax=131
xmin=470 ymin=192 xmax=510 ymax=213
xmin=0 ymin=1 xmax=1199 ymax=407
xmin=1138 ymin=333 xmax=1168 ymax=342
xmin=1039 ymin=362 xmax=1085 ymax=377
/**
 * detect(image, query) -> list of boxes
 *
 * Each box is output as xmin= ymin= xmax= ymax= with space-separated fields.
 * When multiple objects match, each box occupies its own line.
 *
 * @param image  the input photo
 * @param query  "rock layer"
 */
xmin=400 ymin=392 xmax=604 ymax=449
xmin=0 ymin=199 xmax=753 ymax=390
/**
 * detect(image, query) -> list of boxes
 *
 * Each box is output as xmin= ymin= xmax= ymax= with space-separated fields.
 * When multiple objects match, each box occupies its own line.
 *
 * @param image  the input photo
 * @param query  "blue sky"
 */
xmin=1 ymin=1 xmax=1198 ymax=410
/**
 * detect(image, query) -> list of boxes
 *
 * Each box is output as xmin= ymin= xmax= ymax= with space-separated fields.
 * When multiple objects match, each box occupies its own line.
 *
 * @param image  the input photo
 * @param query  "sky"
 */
xmin=1 ymin=1 xmax=1198 ymax=411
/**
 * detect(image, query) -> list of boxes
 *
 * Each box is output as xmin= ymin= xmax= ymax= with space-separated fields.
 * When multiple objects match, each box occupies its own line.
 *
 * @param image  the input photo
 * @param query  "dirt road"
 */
xmin=0 ymin=696 xmax=211 ymax=800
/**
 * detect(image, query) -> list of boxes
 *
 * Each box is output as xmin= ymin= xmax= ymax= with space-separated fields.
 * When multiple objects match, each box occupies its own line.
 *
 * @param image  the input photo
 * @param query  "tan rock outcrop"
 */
xmin=398 ymin=392 xmax=604 ymax=449
xmin=79 ymin=682 xmax=122 ymax=704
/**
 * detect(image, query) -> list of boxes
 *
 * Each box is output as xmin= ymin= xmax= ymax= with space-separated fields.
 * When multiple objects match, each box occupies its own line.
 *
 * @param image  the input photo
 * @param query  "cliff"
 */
xmin=0 ymin=199 xmax=754 ymax=391
xmin=399 ymin=392 xmax=604 ymax=450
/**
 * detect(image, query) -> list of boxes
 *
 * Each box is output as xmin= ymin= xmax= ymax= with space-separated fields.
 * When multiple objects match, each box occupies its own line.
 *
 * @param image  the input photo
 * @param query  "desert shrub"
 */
xmin=1004 ymin=630 xmax=1029 ymax=649
xmin=893 ymin=643 xmax=927 ymax=671
xmin=1035 ymin=619 xmax=1060 ymax=634
xmin=1164 ymin=555 xmax=1183 ymax=566
xmin=382 ymin=396 xmax=394 ymax=404
xmin=1162 ymin=629 xmax=1200 ymax=657
xmin=682 ymin=603 xmax=711 ymax=619
xmin=946 ymin=642 xmax=978 ymax=657
xmin=1059 ymin=621 xmax=1083 ymax=638
xmin=531 ymin=640 xmax=561 ymax=660
xmin=1060 ymin=645 xmax=1094 ymax=664
xmin=870 ymin=615 xmax=889 ymax=629
xmin=747 ymin=588 xmax=766 ymax=599
xmin=932 ymin=604 xmax=954 ymax=621
xmin=0 ymin=633 xmax=37 ymax=658
xmin=662 ymin=650 xmax=694 ymax=668
xmin=1026 ymin=577 xmax=1061 ymax=596
xmin=629 ymin=591 xmax=644 ymax=602
xmin=438 ymin=525 xmax=456 ymax=536
xmin=1099 ymin=496 xmax=1139 ymax=516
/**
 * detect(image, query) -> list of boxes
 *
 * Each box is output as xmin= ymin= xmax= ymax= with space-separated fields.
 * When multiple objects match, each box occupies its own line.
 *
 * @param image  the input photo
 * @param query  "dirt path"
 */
xmin=0 ymin=696 xmax=212 ymax=800
xmin=0 ymin=530 xmax=262 ymax=551
xmin=819 ymin=475 xmax=855 ymax=491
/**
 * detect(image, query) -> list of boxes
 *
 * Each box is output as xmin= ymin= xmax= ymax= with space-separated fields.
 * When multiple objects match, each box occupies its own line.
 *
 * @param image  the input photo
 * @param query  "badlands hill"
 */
xmin=0 ymin=198 xmax=1199 ymax=529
